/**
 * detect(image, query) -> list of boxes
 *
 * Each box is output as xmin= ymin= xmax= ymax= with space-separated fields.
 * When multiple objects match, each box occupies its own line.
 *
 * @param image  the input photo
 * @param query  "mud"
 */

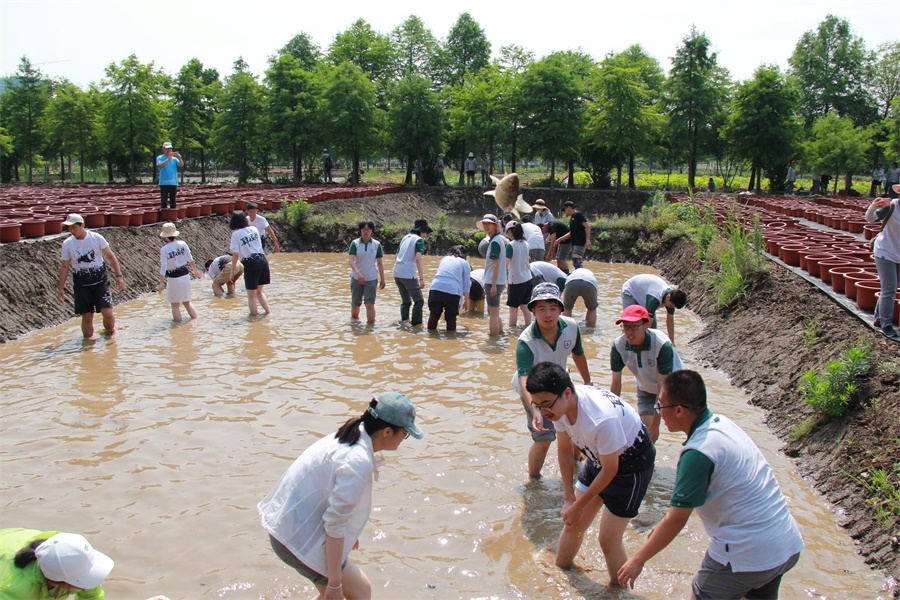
xmin=0 ymin=188 xmax=897 ymax=593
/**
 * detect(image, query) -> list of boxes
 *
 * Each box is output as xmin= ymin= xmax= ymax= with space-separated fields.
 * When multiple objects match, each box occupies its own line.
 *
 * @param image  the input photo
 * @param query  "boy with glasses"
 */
xmin=610 ymin=305 xmax=683 ymax=442
xmin=513 ymin=283 xmax=591 ymax=478
xmin=526 ymin=361 xmax=654 ymax=582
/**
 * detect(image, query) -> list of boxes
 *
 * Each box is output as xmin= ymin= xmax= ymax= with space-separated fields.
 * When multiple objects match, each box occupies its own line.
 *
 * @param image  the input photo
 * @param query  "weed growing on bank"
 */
xmin=847 ymin=467 xmax=900 ymax=525
xmin=802 ymin=340 xmax=873 ymax=418
xmin=803 ymin=318 xmax=822 ymax=347
xmin=279 ymin=198 xmax=311 ymax=229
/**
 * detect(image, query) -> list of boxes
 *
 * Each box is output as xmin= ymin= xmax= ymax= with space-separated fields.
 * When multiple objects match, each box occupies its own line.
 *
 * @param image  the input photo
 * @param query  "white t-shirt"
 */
xmin=248 ymin=214 xmax=270 ymax=238
xmin=61 ymin=230 xmax=110 ymax=286
xmin=208 ymin=255 xmax=231 ymax=279
xmin=159 ymin=240 xmax=194 ymax=276
xmin=567 ymin=268 xmax=598 ymax=288
xmin=555 ymin=385 xmax=643 ymax=463
xmin=522 ymin=222 xmax=545 ymax=251
xmin=230 ymin=226 xmax=265 ymax=259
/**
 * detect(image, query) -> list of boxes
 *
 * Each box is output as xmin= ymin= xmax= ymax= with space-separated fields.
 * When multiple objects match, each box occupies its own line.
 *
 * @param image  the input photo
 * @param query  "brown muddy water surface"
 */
xmin=0 ymin=254 xmax=891 ymax=599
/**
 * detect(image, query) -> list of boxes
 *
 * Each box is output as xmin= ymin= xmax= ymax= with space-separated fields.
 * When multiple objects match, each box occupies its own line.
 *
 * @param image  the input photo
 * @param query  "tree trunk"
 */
xmin=510 ymin=128 xmax=517 ymax=173
xmin=844 ymin=170 xmax=853 ymax=193
xmin=200 ymin=148 xmax=207 ymax=184
xmin=60 ymin=152 xmax=65 ymax=182
xmin=292 ymin=143 xmax=300 ymax=185
xmin=406 ymin=154 xmax=413 ymax=185
xmin=628 ymin=154 xmax=635 ymax=189
xmin=568 ymin=159 xmax=574 ymax=189
xmin=616 ymin=157 xmax=623 ymax=191
xmin=107 ymin=158 xmax=113 ymax=183
xmin=549 ymin=158 xmax=556 ymax=193
xmin=79 ymin=151 xmax=85 ymax=184
xmin=351 ymin=151 xmax=360 ymax=185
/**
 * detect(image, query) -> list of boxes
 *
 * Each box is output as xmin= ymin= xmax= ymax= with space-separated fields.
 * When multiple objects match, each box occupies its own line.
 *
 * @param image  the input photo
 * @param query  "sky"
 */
xmin=1 ymin=0 xmax=897 ymax=88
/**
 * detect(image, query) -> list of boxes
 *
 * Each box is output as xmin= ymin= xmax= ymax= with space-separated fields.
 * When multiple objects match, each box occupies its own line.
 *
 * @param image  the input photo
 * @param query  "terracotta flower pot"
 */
xmin=84 ymin=212 xmax=107 ymax=228
xmin=142 ymin=209 xmax=159 ymax=225
xmin=43 ymin=216 xmax=64 ymax=235
xmin=108 ymin=212 xmax=131 ymax=227
xmin=829 ymin=266 xmax=862 ymax=295
xmin=780 ymin=244 xmax=807 ymax=267
xmin=19 ymin=218 xmax=46 ymax=239
xmin=855 ymin=280 xmax=881 ymax=312
xmin=817 ymin=260 xmax=852 ymax=284
xmin=184 ymin=204 xmax=201 ymax=218
xmin=843 ymin=271 xmax=879 ymax=301
xmin=199 ymin=203 xmax=213 ymax=216
xmin=0 ymin=221 xmax=21 ymax=243
xmin=804 ymin=253 xmax=836 ymax=278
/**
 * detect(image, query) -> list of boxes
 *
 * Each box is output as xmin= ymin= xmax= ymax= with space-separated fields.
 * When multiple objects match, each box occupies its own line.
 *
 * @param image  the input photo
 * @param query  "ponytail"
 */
xmin=14 ymin=539 xmax=48 ymax=570
xmin=335 ymin=398 xmax=395 ymax=445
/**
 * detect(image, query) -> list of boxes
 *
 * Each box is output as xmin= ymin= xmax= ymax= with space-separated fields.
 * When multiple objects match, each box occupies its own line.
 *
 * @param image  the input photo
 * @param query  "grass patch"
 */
xmin=802 ymin=340 xmax=873 ymax=418
xmin=788 ymin=417 xmax=820 ymax=442
xmin=847 ymin=466 xmax=900 ymax=525
xmin=803 ymin=318 xmax=822 ymax=348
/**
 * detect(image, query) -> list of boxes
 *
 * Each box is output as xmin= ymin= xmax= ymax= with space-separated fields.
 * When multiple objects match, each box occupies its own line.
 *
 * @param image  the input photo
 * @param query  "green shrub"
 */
xmin=802 ymin=342 xmax=873 ymax=418
xmin=280 ymin=198 xmax=310 ymax=230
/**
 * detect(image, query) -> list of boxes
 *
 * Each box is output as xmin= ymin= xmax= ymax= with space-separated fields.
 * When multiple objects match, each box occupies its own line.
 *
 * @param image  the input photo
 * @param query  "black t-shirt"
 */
xmin=548 ymin=221 xmax=569 ymax=240
xmin=569 ymin=211 xmax=587 ymax=246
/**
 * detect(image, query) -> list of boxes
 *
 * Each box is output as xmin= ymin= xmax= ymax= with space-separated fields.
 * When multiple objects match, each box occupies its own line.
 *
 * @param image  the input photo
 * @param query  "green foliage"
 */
xmin=387 ymin=75 xmax=443 ymax=172
xmin=847 ymin=467 xmax=900 ymax=525
xmin=802 ymin=341 xmax=873 ymax=418
xmin=804 ymin=114 xmax=872 ymax=189
xmin=322 ymin=61 xmax=378 ymax=185
xmin=789 ymin=14 xmax=877 ymax=129
xmin=264 ymin=54 xmax=319 ymax=185
xmin=3 ymin=57 xmax=50 ymax=183
xmin=280 ymin=198 xmax=311 ymax=230
xmin=442 ymin=12 xmax=491 ymax=86
xmin=803 ymin=318 xmax=822 ymax=347
xmin=213 ymin=58 xmax=265 ymax=184
xmin=703 ymin=213 xmax=767 ymax=308
xmin=788 ymin=417 xmax=819 ymax=442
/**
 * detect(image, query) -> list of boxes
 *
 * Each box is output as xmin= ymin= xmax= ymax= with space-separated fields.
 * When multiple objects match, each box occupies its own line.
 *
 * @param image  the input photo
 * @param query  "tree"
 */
xmin=265 ymin=54 xmax=320 ymax=184
xmin=442 ymin=12 xmax=491 ymax=86
xmin=517 ymin=53 xmax=586 ymax=192
xmin=391 ymin=15 xmax=438 ymax=80
xmin=726 ymin=65 xmax=799 ymax=192
xmin=788 ymin=15 xmax=876 ymax=128
xmin=495 ymin=45 xmax=534 ymax=173
xmin=805 ymin=113 xmax=871 ymax=193
xmin=322 ymin=62 xmax=378 ymax=185
xmin=4 ymin=56 xmax=49 ymax=183
xmin=387 ymin=76 xmax=443 ymax=183
xmin=666 ymin=27 xmax=721 ymax=188
xmin=43 ymin=80 xmax=101 ymax=182
xmin=328 ymin=19 xmax=394 ymax=89
xmin=587 ymin=60 xmax=659 ymax=190
xmin=277 ymin=32 xmax=321 ymax=71
xmin=171 ymin=58 xmax=220 ymax=184
xmin=605 ymin=45 xmax=665 ymax=188
xmin=102 ymin=54 xmax=167 ymax=185
xmin=213 ymin=58 xmax=265 ymax=184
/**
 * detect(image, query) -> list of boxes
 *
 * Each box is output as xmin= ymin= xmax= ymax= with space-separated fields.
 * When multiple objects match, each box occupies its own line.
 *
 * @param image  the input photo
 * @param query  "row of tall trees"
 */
xmin=1 ymin=13 xmax=898 ymax=192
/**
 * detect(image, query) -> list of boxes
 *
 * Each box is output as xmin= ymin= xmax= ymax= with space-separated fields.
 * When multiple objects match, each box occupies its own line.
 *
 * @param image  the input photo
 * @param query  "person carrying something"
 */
xmin=526 ymin=362 xmax=655 ymax=584
xmin=513 ymin=283 xmax=591 ymax=478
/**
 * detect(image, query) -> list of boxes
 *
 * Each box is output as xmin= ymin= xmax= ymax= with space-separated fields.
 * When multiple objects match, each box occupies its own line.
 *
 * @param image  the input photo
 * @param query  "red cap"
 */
xmin=616 ymin=305 xmax=650 ymax=324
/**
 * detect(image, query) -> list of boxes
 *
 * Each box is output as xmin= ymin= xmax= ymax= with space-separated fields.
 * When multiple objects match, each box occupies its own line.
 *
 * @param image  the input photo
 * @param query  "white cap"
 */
xmin=35 ymin=533 xmax=114 ymax=589
xmin=62 ymin=213 xmax=84 ymax=226
xmin=162 ymin=141 xmax=173 ymax=149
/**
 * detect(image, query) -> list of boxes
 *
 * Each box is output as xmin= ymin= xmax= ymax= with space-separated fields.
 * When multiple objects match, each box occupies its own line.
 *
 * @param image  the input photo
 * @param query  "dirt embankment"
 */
xmin=0 ymin=189 xmax=897 ymax=591
xmin=656 ymin=239 xmax=900 ymax=590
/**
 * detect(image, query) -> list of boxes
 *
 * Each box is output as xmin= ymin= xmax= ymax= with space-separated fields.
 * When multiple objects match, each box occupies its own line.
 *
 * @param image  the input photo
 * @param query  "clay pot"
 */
xmin=128 ymin=211 xmax=144 ymax=226
xmin=184 ymin=204 xmax=201 ymax=218
xmin=0 ymin=221 xmax=22 ymax=243
xmin=198 ymin=203 xmax=213 ymax=216
xmin=212 ymin=202 xmax=230 ymax=215
xmin=829 ymin=266 xmax=862 ymax=295
xmin=843 ymin=271 xmax=879 ymax=301
xmin=142 ymin=210 xmax=159 ymax=225
xmin=160 ymin=208 xmax=179 ymax=221
xmin=270 ymin=199 xmax=283 ymax=210
xmin=847 ymin=220 xmax=866 ymax=234
xmin=805 ymin=254 xmax=837 ymax=278
xmin=177 ymin=207 xmax=187 ymax=220
xmin=855 ymin=280 xmax=881 ymax=312
xmin=108 ymin=212 xmax=131 ymax=227
xmin=233 ymin=199 xmax=247 ymax=211
xmin=43 ymin=216 xmax=64 ymax=235
xmin=84 ymin=212 xmax=107 ymax=228
xmin=780 ymin=244 xmax=807 ymax=267
xmin=19 ymin=218 xmax=46 ymax=239
xmin=817 ymin=260 xmax=853 ymax=284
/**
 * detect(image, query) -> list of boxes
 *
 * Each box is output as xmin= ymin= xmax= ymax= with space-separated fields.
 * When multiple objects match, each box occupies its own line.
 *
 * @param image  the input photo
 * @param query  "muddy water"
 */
xmin=0 ymin=254 xmax=890 ymax=599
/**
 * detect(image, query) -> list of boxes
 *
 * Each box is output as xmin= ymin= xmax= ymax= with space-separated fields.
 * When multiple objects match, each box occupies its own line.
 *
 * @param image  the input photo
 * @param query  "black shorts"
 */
xmin=428 ymin=289 xmax=461 ymax=318
xmin=241 ymin=254 xmax=270 ymax=290
xmin=469 ymin=280 xmax=484 ymax=302
xmin=506 ymin=280 xmax=534 ymax=308
xmin=73 ymin=281 xmax=113 ymax=315
xmin=576 ymin=425 xmax=655 ymax=518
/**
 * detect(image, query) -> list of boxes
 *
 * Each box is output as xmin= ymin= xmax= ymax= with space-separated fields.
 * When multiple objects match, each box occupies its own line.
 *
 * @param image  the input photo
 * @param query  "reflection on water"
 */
xmin=0 ymin=254 xmax=890 ymax=599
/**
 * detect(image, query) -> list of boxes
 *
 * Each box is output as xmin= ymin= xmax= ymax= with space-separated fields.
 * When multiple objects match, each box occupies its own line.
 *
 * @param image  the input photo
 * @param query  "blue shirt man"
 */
xmin=157 ymin=142 xmax=183 ymax=208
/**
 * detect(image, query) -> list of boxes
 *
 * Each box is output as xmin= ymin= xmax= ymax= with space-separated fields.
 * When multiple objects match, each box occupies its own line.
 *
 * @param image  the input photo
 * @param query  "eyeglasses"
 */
xmin=404 ymin=431 xmax=410 ymax=440
xmin=531 ymin=392 xmax=563 ymax=413
xmin=654 ymin=400 xmax=685 ymax=414
xmin=622 ymin=322 xmax=644 ymax=332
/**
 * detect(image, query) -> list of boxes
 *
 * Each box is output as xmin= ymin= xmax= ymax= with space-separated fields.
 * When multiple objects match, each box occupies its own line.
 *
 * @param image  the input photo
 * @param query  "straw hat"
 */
xmin=532 ymin=199 xmax=548 ymax=211
xmin=159 ymin=222 xmax=180 ymax=238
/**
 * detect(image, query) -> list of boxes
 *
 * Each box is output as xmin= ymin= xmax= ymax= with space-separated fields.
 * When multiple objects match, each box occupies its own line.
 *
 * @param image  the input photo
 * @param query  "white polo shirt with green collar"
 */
xmin=511 ymin=316 xmax=584 ymax=395
xmin=610 ymin=328 xmax=682 ymax=395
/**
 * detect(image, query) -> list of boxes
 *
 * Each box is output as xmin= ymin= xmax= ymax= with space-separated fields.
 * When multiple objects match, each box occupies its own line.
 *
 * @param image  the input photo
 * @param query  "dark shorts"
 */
xmin=485 ymin=283 xmax=505 ymax=308
xmin=73 ymin=281 xmax=113 ymax=315
xmin=350 ymin=278 xmax=377 ymax=306
xmin=506 ymin=280 xmax=534 ymax=308
xmin=692 ymin=550 xmax=800 ymax=600
xmin=160 ymin=185 xmax=177 ymax=208
xmin=241 ymin=254 xmax=270 ymax=290
xmin=555 ymin=243 xmax=573 ymax=261
xmin=529 ymin=248 xmax=545 ymax=262
xmin=269 ymin=534 xmax=327 ymax=587
xmin=428 ymin=289 xmax=461 ymax=318
xmin=469 ymin=280 xmax=484 ymax=302
xmin=466 ymin=170 xmax=475 ymax=178
xmin=576 ymin=425 xmax=655 ymax=518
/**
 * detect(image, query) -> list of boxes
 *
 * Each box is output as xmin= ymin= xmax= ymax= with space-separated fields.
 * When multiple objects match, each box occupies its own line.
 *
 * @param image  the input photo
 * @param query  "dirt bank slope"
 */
xmin=656 ymin=239 xmax=899 ymax=589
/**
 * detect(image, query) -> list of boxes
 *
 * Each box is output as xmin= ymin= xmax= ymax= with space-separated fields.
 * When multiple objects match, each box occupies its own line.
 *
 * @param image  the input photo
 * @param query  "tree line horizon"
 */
xmin=1 ymin=13 xmax=897 ymax=193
